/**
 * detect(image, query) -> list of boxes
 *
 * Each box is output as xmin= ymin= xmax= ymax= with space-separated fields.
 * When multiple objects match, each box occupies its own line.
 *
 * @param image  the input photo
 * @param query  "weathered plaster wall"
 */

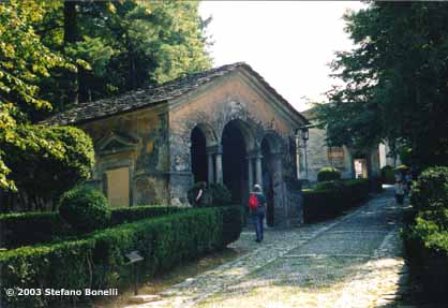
xmin=79 ymin=104 xmax=170 ymax=205
xmin=305 ymin=127 xmax=353 ymax=182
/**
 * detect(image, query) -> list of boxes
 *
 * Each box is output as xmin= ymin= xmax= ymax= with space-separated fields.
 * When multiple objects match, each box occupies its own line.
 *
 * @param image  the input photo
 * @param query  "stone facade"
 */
xmin=47 ymin=63 xmax=308 ymax=227
xmin=299 ymin=108 xmax=381 ymax=182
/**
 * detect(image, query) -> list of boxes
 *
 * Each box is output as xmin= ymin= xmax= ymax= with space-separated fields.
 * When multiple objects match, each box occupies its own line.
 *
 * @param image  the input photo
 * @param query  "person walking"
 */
xmin=394 ymin=179 xmax=405 ymax=205
xmin=194 ymin=182 xmax=207 ymax=207
xmin=249 ymin=184 xmax=266 ymax=243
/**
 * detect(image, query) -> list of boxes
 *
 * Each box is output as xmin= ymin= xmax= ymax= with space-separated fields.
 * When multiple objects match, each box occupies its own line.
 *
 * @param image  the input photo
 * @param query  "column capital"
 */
xmin=206 ymin=145 xmax=222 ymax=155
xmin=248 ymin=149 xmax=263 ymax=159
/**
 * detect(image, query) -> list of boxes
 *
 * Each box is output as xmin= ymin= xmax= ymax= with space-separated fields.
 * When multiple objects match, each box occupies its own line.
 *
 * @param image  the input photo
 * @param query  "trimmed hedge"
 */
xmin=0 ymin=212 xmax=68 ymax=247
xmin=0 ymin=206 xmax=187 ymax=248
xmin=0 ymin=206 xmax=242 ymax=307
xmin=317 ymin=167 xmax=341 ymax=182
xmin=303 ymin=179 xmax=370 ymax=222
xmin=402 ymin=166 xmax=448 ymax=301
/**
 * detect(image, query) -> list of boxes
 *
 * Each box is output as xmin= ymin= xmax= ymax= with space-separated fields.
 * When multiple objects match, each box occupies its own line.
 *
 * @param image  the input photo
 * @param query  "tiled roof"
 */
xmin=44 ymin=62 xmax=307 ymax=125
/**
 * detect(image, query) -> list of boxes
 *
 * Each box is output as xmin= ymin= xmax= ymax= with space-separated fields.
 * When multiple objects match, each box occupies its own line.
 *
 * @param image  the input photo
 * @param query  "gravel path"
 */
xmin=125 ymin=189 xmax=409 ymax=308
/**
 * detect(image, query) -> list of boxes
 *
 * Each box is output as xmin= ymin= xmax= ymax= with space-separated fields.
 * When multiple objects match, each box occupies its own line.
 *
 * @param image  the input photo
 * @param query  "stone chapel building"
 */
xmin=47 ymin=63 xmax=308 ymax=227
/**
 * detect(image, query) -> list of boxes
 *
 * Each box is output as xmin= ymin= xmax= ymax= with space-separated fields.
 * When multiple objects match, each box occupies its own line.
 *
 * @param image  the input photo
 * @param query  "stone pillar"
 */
xmin=255 ymin=152 xmax=263 ymax=187
xmin=272 ymin=152 xmax=286 ymax=225
xmin=215 ymin=145 xmax=223 ymax=184
xmin=247 ymin=156 xmax=253 ymax=191
xmin=207 ymin=149 xmax=214 ymax=183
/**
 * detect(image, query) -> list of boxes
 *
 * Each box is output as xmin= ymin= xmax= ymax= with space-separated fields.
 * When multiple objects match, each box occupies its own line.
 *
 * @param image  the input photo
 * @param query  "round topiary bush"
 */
xmin=209 ymin=183 xmax=232 ymax=206
xmin=317 ymin=167 xmax=341 ymax=182
xmin=314 ymin=180 xmax=345 ymax=192
xmin=58 ymin=185 xmax=111 ymax=233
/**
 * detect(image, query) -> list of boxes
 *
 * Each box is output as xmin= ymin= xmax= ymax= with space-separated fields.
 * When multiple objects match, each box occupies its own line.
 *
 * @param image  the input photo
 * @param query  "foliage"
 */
xmin=188 ymin=182 xmax=232 ymax=207
xmin=303 ymin=179 xmax=370 ymax=222
xmin=0 ymin=0 xmax=211 ymax=194
xmin=314 ymin=180 xmax=345 ymax=192
xmin=403 ymin=166 xmax=448 ymax=299
xmin=38 ymin=0 xmax=212 ymax=111
xmin=316 ymin=2 xmax=448 ymax=167
xmin=317 ymin=167 xmax=341 ymax=182
xmin=0 ymin=211 xmax=67 ymax=248
xmin=0 ymin=206 xmax=241 ymax=307
xmin=0 ymin=205 xmax=187 ymax=248
xmin=0 ymin=0 xmax=74 ymax=191
xmin=58 ymin=186 xmax=111 ymax=233
xmin=110 ymin=205 xmax=186 ymax=225
xmin=2 ymin=125 xmax=95 ymax=210
xmin=208 ymin=183 xmax=232 ymax=206
xmin=409 ymin=166 xmax=448 ymax=213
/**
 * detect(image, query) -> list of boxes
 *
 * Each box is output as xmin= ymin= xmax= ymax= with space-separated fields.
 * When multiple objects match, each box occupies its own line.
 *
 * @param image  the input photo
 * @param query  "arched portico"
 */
xmin=190 ymin=123 xmax=218 ymax=184
xmin=221 ymin=119 xmax=256 ymax=204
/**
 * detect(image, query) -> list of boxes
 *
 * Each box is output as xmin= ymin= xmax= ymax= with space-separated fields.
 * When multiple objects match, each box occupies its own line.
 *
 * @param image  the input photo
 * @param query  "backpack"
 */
xmin=248 ymin=193 xmax=259 ymax=210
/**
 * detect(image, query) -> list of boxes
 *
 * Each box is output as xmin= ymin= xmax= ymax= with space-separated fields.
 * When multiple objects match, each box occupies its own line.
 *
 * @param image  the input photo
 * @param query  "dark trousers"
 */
xmin=252 ymin=209 xmax=265 ymax=241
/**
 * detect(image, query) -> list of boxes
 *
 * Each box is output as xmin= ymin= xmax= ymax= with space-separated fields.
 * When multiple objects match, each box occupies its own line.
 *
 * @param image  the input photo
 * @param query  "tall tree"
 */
xmin=0 ymin=0 xmax=94 ymax=211
xmin=38 ymin=0 xmax=212 ymax=113
xmin=317 ymin=2 xmax=448 ymax=167
xmin=0 ymin=0 xmax=73 ymax=190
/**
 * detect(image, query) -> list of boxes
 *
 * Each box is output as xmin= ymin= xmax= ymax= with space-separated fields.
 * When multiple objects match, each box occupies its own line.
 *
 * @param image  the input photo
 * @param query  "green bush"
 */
xmin=2 ymin=125 xmax=95 ymax=210
xmin=0 ymin=212 xmax=71 ymax=248
xmin=110 ymin=205 xmax=186 ymax=225
xmin=403 ymin=166 xmax=448 ymax=300
xmin=314 ymin=180 xmax=345 ymax=192
xmin=0 ymin=206 xmax=242 ymax=307
xmin=303 ymin=179 xmax=369 ymax=222
xmin=381 ymin=165 xmax=395 ymax=184
xmin=187 ymin=182 xmax=232 ymax=207
xmin=410 ymin=166 xmax=448 ymax=213
xmin=0 ymin=205 xmax=189 ymax=248
xmin=58 ymin=186 xmax=111 ymax=233
xmin=208 ymin=183 xmax=232 ymax=206
xmin=317 ymin=167 xmax=341 ymax=182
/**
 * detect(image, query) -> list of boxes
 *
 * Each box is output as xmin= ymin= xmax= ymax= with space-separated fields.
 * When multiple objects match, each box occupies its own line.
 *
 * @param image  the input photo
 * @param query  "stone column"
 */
xmin=215 ymin=145 xmax=223 ymax=184
xmin=271 ymin=152 xmax=286 ymax=225
xmin=247 ymin=156 xmax=253 ymax=191
xmin=207 ymin=149 xmax=214 ymax=183
xmin=255 ymin=152 xmax=263 ymax=187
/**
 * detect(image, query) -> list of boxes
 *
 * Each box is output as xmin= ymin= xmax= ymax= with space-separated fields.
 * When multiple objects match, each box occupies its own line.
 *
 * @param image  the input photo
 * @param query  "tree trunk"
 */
xmin=64 ymin=1 xmax=79 ymax=105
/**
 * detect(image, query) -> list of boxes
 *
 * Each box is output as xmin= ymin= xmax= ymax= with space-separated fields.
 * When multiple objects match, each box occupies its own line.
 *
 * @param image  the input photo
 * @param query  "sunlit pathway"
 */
xmin=125 ymin=188 xmax=409 ymax=308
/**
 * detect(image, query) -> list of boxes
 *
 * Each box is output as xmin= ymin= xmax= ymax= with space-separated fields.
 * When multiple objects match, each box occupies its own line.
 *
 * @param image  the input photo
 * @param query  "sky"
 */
xmin=199 ymin=1 xmax=367 ymax=111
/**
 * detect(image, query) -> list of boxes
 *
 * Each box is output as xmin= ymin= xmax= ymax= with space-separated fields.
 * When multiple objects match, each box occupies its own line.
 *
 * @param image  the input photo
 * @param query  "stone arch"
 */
xmin=193 ymin=123 xmax=219 ymax=147
xmin=221 ymin=119 xmax=257 ymax=204
xmin=260 ymin=131 xmax=284 ymax=154
xmin=190 ymin=123 xmax=218 ymax=184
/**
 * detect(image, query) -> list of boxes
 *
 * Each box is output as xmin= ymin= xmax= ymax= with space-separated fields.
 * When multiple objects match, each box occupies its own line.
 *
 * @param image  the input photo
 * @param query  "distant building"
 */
xmin=299 ymin=107 xmax=391 ymax=182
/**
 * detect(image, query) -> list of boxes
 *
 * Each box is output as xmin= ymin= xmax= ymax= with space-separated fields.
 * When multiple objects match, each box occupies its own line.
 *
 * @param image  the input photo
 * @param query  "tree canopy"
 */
xmin=0 ymin=0 xmax=75 ymax=191
xmin=1 ymin=0 xmax=211 ymax=209
xmin=316 ymin=2 xmax=448 ymax=167
xmin=39 ymin=0 xmax=212 ymax=113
